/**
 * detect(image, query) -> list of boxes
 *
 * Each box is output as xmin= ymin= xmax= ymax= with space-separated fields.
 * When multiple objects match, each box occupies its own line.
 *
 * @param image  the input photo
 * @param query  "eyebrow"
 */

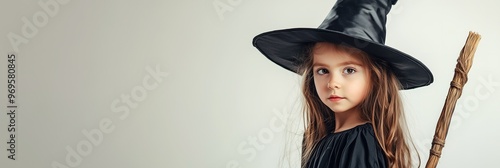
xmin=312 ymin=61 xmax=364 ymax=67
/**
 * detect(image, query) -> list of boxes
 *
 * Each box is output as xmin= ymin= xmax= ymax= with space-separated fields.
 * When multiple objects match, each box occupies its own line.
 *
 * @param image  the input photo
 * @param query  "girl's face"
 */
xmin=312 ymin=42 xmax=371 ymax=114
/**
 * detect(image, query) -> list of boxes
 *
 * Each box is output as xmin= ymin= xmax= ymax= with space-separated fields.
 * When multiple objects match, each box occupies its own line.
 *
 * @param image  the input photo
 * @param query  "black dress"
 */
xmin=305 ymin=123 xmax=388 ymax=168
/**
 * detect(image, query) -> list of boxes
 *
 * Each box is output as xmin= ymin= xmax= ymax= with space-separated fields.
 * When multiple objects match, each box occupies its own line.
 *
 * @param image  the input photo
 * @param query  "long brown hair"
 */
xmin=298 ymin=43 xmax=418 ymax=168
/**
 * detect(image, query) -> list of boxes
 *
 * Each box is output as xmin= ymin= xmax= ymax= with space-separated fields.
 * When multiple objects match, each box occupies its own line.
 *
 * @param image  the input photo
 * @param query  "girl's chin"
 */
xmin=327 ymin=106 xmax=360 ymax=114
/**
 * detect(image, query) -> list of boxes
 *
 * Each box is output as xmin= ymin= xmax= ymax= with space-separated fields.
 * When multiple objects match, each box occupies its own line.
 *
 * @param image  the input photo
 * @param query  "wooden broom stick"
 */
xmin=425 ymin=31 xmax=481 ymax=168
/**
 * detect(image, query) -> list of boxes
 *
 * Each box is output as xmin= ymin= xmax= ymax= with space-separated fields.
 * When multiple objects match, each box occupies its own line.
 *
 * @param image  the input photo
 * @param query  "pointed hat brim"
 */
xmin=253 ymin=28 xmax=433 ymax=90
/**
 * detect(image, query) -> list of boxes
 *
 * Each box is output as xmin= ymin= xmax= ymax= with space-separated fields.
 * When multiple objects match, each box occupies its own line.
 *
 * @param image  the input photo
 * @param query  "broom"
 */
xmin=425 ymin=31 xmax=481 ymax=168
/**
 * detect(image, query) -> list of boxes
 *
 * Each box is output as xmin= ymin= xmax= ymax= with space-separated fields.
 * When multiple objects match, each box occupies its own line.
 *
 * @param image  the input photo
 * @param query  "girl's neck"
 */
xmin=333 ymin=107 xmax=368 ymax=133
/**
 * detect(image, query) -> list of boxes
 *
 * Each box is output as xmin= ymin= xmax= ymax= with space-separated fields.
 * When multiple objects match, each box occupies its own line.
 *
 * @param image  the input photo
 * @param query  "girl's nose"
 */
xmin=327 ymin=77 xmax=340 ymax=90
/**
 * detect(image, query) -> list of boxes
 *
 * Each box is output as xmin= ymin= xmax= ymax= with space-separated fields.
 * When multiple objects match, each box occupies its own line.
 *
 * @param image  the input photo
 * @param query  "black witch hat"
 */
xmin=252 ymin=0 xmax=433 ymax=89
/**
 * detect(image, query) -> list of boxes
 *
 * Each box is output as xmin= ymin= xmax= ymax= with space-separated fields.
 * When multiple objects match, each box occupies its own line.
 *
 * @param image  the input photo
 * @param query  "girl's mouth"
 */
xmin=328 ymin=95 xmax=344 ymax=101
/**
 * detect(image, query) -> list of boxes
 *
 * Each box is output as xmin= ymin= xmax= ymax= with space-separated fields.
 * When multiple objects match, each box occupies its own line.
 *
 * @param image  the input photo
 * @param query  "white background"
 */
xmin=0 ymin=0 xmax=499 ymax=168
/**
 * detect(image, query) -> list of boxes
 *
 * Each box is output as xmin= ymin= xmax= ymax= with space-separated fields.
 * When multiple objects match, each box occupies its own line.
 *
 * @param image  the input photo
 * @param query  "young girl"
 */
xmin=253 ymin=0 xmax=433 ymax=167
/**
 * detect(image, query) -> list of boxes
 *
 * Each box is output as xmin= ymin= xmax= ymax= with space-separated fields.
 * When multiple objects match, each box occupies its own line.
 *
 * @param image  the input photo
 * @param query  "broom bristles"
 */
xmin=425 ymin=31 xmax=481 ymax=168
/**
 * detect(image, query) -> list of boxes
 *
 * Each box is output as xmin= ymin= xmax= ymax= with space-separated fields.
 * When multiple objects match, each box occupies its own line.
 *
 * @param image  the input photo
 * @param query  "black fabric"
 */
xmin=305 ymin=123 xmax=388 ymax=168
xmin=252 ymin=0 xmax=434 ymax=90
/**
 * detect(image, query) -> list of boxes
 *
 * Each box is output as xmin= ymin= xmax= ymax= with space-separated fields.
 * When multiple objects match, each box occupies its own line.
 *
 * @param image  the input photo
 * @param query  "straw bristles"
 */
xmin=425 ymin=31 xmax=481 ymax=168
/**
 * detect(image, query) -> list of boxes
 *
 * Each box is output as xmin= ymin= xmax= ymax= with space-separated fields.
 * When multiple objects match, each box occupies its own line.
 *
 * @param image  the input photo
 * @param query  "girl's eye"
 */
xmin=316 ymin=68 xmax=328 ymax=75
xmin=343 ymin=67 xmax=356 ymax=74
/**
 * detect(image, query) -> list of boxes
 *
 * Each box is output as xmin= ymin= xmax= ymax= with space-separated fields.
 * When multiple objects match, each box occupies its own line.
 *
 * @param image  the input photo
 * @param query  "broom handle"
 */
xmin=425 ymin=31 xmax=481 ymax=168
